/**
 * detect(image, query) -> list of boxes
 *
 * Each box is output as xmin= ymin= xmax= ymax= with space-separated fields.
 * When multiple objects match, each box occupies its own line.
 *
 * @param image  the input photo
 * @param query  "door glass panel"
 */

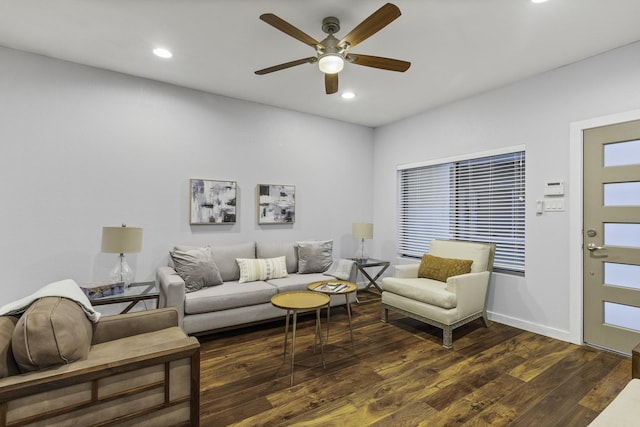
xmin=604 ymin=223 xmax=640 ymax=248
xmin=605 ymin=263 xmax=640 ymax=290
xmin=604 ymin=302 xmax=640 ymax=332
xmin=604 ymin=182 xmax=640 ymax=206
xmin=604 ymin=139 xmax=640 ymax=166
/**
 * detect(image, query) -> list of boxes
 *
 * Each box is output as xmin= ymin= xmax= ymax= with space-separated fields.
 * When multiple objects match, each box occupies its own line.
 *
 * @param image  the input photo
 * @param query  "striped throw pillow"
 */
xmin=236 ymin=256 xmax=289 ymax=283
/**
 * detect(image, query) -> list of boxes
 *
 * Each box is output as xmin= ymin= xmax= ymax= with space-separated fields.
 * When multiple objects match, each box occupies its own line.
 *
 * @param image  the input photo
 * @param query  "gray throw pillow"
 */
xmin=297 ymin=240 xmax=333 ymax=273
xmin=170 ymin=247 xmax=223 ymax=292
xmin=256 ymin=241 xmax=299 ymax=273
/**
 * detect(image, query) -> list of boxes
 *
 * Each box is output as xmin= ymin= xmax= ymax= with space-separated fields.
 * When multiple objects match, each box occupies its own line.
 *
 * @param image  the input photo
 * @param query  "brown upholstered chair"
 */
xmin=0 ymin=305 xmax=200 ymax=426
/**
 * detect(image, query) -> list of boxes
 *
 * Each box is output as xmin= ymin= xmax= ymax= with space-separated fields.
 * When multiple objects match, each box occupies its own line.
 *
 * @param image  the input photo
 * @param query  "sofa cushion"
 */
xmin=184 ymin=281 xmax=278 ymax=314
xmin=211 ymin=242 xmax=256 ymax=282
xmin=237 ymin=256 xmax=288 ymax=283
xmin=266 ymin=272 xmax=330 ymax=293
xmin=256 ymin=241 xmax=299 ymax=273
xmin=297 ymin=240 xmax=333 ymax=273
xmin=418 ymin=254 xmax=473 ymax=282
xmin=429 ymin=240 xmax=492 ymax=273
xmin=382 ymin=277 xmax=457 ymax=309
xmin=0 ymin=316 xmax=18 ymax=378
xmin=12 ymin=297 xmax=93 ymax=372
xmin=170 ymin=247 xmax=223 ymax=292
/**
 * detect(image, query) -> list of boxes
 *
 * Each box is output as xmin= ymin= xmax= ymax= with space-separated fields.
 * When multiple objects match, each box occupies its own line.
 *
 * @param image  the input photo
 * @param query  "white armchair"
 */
xmin=381 ymin=240 xmax=495 ymax=348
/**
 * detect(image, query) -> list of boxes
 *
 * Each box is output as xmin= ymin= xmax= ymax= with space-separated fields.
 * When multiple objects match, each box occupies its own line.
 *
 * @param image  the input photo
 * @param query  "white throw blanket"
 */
xmin=0 ymin=279 xmax=101 ymax=322
xmin=323 ymin=259 xmax=355 ymax=281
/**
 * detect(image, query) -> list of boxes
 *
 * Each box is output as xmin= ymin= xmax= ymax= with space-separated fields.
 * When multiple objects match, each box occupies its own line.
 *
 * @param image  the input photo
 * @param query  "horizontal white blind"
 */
xmin=398 ymin=151 xmax=525 ymax=272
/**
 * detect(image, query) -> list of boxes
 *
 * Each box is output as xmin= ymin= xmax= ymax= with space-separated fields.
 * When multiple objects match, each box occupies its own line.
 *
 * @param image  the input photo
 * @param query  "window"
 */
xmin=398 ymin=148 xmax=525 ymax=273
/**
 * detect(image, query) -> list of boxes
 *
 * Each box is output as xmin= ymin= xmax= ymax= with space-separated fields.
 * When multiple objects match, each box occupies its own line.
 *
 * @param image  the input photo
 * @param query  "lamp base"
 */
xmin=356 ymin=238 xmax=369 ymax=262
xmin=109 ymin=254 xmax=135 ymax=286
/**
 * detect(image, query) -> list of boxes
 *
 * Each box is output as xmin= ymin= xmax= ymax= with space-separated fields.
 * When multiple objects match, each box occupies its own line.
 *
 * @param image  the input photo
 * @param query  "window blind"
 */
xmin=398 ymin=150 xmax=525 ymax=273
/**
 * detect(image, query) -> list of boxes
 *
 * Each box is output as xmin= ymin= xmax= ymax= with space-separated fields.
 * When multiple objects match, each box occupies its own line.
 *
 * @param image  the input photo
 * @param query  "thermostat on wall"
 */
xmin=544 ymin=180 xmax=565 ymax=196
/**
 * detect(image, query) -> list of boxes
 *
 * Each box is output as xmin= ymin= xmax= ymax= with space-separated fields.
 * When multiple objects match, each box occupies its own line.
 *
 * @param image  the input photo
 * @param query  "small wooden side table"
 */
xmin=271 ymin=291 xmax=330 ymax=386
xmin=307 ymin=280 xmax=357 ymax=350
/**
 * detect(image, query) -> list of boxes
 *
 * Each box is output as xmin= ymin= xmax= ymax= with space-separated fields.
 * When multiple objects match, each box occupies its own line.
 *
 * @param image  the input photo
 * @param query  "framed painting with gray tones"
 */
xmin=190 ymin=179 xmax=237 ymax=224
xmin=258 ymin=184 xmax=295 ymax=224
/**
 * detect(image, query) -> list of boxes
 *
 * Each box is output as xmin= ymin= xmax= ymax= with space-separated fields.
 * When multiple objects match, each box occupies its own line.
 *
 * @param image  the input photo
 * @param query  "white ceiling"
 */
xmin=1 ymin=1 xmax=640 ymax=128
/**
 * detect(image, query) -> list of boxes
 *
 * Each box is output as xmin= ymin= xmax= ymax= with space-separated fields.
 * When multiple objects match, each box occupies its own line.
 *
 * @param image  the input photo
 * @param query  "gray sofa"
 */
xmin=157 ymin=241 xmax=357 ymax=335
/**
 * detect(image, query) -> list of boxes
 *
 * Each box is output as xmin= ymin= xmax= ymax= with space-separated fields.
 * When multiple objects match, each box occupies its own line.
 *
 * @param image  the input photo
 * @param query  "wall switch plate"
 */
xmin=543 ymin=198 xmax=565 ymax=212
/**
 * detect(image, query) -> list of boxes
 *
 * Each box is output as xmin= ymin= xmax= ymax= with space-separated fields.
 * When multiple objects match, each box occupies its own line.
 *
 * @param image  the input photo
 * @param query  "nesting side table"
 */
xmin=270 ymin=291 xmax=330 ymax=386
xmin=307 ymin=280 xmax=357 ymax=350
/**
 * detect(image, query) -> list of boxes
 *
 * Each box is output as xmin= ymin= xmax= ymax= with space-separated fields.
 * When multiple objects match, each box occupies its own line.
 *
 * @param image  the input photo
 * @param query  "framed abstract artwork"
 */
xmin=190 ymin=179 xmax=237 ymax=224
xmin=257 ymin=184 xmax=295 ymax=224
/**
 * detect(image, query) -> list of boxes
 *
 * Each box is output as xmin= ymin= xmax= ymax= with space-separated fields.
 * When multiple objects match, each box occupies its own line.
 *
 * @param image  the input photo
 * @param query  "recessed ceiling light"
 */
xmin=531 ymin=0 xmax=549 ymax=3
xmin=341 ymin=92 xmax=356 ymax=99
xmin=153 ymin=48 xmax=173 ymax=59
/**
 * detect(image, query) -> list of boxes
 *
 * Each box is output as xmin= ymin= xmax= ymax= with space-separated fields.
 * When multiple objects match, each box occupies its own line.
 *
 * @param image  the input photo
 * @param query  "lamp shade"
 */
xmin=352 ymin=223 xmax=373 ymax=239
xmin=101 ymin=226 xmax=143 ymax=254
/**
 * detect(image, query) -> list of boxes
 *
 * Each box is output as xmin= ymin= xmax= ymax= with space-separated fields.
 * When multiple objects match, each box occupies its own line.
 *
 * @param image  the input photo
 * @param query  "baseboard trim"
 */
xmin=488 ymin=311 xmax=580 ymax=345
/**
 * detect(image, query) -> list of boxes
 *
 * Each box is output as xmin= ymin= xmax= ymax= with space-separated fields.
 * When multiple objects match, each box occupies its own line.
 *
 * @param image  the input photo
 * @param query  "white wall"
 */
xmin=0 ymin=46 xmax=374 ymax=305
xmin=3 ymin=39 xmax=640 ymax=343
xmin=373 ymin=41 xmax=640 ymax=343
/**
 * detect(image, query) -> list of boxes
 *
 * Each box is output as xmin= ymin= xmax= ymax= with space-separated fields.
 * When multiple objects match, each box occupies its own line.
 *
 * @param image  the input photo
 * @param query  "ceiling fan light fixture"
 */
xmin=318 ymin=54 xmax=344 ymax=74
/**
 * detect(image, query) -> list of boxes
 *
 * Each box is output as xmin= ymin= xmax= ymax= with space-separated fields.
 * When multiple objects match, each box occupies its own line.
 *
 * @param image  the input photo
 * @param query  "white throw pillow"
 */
xmin=236 ymin=256 xmax=289 ymax=283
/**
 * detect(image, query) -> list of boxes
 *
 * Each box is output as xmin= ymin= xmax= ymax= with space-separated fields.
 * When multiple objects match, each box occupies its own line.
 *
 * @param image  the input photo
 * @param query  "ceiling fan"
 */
xmin=255 ymin=3 xmax=411 ymax=95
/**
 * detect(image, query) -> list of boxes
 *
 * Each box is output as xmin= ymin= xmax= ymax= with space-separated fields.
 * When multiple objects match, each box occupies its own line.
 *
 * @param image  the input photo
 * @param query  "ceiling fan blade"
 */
xmin=255 ymin=57 xmax=317 ymax=75
xmin=338 ymin=3 xmax=401 ymax=50
xmin=346 ymin=53 xmax=410 ymax=72
xmin=325 ymin=73 xmax=338 ymax=95
xmin=260 ymin=13 xmax=324 ymax=49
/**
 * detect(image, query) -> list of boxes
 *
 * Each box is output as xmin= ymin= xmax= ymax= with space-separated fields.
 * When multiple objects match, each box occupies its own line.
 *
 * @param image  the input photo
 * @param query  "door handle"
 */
xmin=587 ymin=243 xmax=606 ymax=251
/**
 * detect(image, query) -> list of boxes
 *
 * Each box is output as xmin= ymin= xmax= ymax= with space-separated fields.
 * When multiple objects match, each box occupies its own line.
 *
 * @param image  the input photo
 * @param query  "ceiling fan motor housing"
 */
xmin=322 ymin=17 xmax=340 ymax=35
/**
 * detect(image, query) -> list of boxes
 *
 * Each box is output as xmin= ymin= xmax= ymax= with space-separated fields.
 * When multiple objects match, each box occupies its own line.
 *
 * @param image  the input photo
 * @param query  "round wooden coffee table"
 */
xmin=307 ymin=280 xmax=357 ymax=350
xmin=270 ymin=291 xmax=330 ymax=386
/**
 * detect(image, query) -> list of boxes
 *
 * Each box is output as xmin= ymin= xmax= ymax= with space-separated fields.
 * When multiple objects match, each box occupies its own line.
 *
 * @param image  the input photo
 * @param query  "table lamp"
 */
xmin=101 ymin=224 xmax=143 ymax=286
xmin=352 ymin=223 xmax=373 ymax=262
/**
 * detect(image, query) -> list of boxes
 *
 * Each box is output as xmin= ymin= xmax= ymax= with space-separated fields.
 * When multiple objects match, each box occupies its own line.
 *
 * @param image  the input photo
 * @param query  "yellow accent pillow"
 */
xmin=418 ymin=254 xmax=473 ymax=282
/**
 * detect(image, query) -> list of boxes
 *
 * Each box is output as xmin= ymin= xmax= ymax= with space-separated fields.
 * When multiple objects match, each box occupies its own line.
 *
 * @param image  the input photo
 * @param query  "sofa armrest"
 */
xmin=394 ymin=264 xmax=419 ymax=278
xmin=92 ymin=307 xmax=178 ymax=344
xmin=445 ymin=271 xmax=490 ymax=317
xmin=157 ymin=266 xmax=186 ymax=326
xmin=347 ymin=260 xmax=358 ymax=283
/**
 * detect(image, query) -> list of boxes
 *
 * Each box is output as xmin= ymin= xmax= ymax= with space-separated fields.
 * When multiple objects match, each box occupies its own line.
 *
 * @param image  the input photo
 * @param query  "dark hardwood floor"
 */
xmin=198 ymin=293 xmax=630 ymax=426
